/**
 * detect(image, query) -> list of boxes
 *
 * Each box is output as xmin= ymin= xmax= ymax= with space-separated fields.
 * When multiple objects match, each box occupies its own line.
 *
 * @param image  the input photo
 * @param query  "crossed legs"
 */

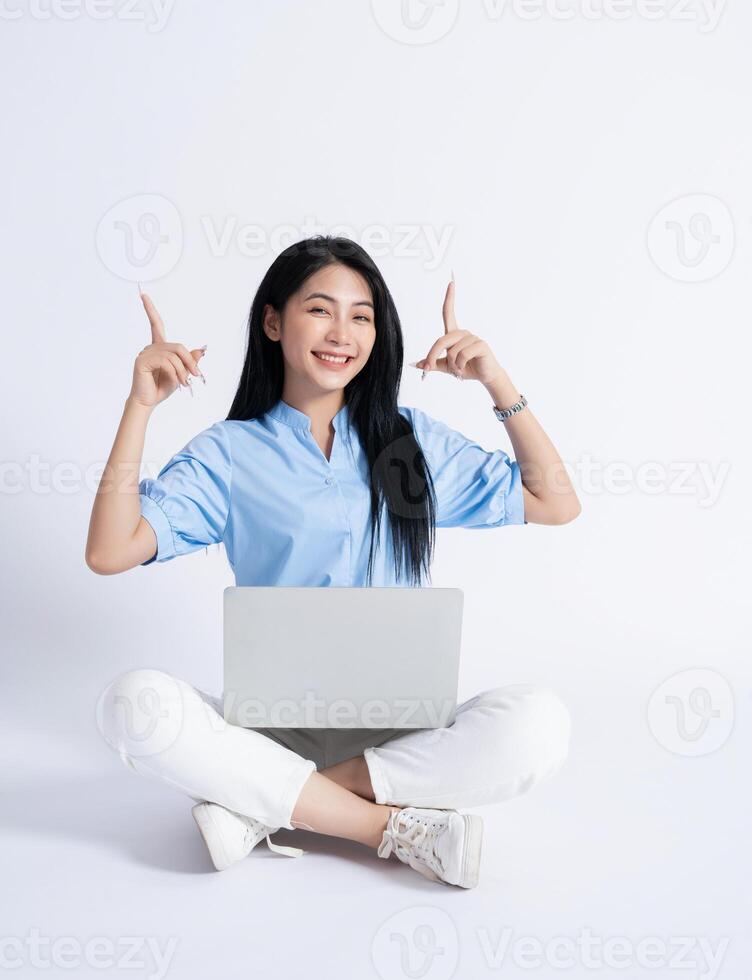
xmin=97 ymin=669 xmax=571 ymax=851
xmin=288 ymin=765 xmax=395 ymax=848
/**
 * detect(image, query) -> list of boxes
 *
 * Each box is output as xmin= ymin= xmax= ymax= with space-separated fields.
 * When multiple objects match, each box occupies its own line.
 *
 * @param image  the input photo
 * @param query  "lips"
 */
xmin=312 ymin=351 xmax=353 ymax=364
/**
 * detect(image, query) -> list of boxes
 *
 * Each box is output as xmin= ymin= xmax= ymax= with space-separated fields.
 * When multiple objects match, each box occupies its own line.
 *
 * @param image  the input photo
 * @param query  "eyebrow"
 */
xmin=303 ymin=291 xmax=374 ymax=310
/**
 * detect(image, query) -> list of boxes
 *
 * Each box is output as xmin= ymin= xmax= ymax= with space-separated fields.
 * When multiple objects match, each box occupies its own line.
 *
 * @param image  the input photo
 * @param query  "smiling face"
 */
xmin=263 ymin=263 xmax=377 ymax=400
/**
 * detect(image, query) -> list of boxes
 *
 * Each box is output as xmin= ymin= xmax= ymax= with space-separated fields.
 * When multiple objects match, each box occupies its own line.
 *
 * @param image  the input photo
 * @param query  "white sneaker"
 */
xmin=191 ymin=802 xmax=305 ymax=872
xmin=377 ymin=806 xmax=483 ymax=888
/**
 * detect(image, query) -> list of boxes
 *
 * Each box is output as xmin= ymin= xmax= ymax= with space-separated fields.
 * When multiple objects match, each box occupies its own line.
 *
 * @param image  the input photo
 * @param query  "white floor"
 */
xmin=3 ymin=675 xmax=748 ymax=980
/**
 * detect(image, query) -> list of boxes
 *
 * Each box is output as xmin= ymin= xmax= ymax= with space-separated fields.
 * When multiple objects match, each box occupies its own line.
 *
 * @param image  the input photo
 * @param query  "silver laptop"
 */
xmin=223 ymin=586 xmax=463 ymax=729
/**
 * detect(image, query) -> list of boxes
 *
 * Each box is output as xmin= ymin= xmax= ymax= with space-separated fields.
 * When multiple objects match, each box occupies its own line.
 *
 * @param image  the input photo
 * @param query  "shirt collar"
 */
xmin=267 ymin=398 xmax=350 ymax=432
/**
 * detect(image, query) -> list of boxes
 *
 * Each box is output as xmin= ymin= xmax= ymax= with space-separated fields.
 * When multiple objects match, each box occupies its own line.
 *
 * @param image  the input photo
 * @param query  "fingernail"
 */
xmin=450 ymin=267 xmax=455 ymax=283
xmin=408 ymin=361 xmax=419 ymax=368
xmin=199 ymin=345 xmax=208 ymax=352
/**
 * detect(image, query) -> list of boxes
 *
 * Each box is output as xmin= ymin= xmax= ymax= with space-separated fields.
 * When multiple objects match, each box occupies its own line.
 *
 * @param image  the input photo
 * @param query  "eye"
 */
xmin=309 ymin=306 xmax=371 ymax=323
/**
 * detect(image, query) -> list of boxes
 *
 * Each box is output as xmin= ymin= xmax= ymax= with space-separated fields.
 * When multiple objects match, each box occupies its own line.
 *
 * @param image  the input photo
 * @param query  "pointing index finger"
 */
xmin=442 ymin=276 xmax=457 ymax=335
xmin=140 ymin=292 xmax=167 ymax=344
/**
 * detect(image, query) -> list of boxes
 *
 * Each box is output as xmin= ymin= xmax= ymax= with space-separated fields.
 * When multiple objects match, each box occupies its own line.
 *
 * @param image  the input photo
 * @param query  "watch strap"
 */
xmin=493 ymin=393 xmax=527 ymax=421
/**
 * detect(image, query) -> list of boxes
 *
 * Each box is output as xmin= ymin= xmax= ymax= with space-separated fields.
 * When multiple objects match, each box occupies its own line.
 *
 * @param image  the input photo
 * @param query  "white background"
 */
xmin=2 ymin=1 xmax=749 ymax=978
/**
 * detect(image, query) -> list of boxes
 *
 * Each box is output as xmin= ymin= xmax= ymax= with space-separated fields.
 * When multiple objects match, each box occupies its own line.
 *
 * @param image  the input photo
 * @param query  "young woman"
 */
xmin=87 ymin=236 xmax=580 ymax=889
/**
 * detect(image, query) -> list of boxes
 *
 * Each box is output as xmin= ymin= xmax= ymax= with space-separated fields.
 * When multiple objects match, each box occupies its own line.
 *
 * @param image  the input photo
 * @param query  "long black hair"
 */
xmin=226 ymin=235 xmax=437 ymax=586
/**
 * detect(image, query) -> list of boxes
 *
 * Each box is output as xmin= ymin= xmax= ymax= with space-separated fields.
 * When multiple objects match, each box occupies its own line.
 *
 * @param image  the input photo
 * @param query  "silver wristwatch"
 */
xmin=493 ymin=393 xmax=527 ymax=421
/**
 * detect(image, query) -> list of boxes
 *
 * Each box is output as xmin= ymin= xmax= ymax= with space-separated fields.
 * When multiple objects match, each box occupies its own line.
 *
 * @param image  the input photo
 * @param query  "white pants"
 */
xmin=97 ymin=668 xmax=571 ymax=831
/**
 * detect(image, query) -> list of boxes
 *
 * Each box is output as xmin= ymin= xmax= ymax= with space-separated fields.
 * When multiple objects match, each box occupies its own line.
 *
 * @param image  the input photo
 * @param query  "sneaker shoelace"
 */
xmin=377 ymin=810 xmax=445 ymax=882
xmin=244 ymin=821 xmax=305 ymax=858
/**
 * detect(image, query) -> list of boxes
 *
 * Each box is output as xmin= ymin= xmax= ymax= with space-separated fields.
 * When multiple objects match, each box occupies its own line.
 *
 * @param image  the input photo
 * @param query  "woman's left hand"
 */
xmin=410 ymin=279 xmax=505 ymax=386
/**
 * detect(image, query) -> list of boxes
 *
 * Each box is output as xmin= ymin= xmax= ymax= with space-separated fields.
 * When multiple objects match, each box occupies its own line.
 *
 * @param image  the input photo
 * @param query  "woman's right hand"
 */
xmin=128 ymin=292 xmax=206 ymax=409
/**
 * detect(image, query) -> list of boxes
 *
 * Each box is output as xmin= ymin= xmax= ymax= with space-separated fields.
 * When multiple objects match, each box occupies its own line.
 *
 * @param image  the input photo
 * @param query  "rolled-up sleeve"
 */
xmin=401 ymin=406 xmax=527 ymax=529
xmin=138 ymin=421 xmax=232 ymax=565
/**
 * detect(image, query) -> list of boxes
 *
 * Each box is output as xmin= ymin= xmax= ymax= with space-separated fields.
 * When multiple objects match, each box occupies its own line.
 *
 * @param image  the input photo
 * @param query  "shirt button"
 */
xmin=325 ymin=476 xmax=334 ymax=486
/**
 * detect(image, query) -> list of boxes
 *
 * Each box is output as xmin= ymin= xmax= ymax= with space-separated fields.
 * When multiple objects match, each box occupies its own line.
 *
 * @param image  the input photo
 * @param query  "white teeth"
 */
xmin=314 ymin=352 xmax=350 ymax=364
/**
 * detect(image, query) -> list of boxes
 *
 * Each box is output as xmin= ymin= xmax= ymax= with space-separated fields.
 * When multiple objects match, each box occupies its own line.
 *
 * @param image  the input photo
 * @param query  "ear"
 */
xmin=262 ymin=303 xmax=281 ymax=341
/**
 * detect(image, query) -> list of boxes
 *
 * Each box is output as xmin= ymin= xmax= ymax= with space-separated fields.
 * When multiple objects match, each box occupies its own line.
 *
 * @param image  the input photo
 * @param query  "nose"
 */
xmin=325 ymin=317 xmax=355 ymax=347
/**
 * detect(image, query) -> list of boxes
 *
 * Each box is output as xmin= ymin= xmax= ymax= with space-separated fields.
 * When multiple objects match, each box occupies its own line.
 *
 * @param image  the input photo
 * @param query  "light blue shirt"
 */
xmin=138 ymin=397 xmax=526 ymax=585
